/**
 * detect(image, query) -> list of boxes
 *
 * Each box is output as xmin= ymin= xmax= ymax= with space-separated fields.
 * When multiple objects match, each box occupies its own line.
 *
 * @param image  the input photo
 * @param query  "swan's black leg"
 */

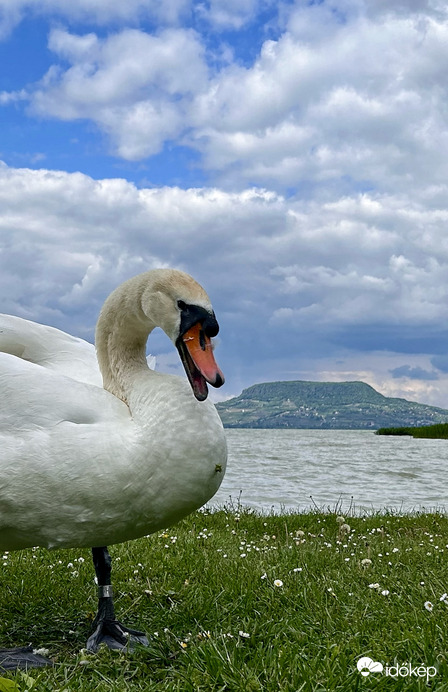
xmin=86 ymin=546 xmax=149 ymax=652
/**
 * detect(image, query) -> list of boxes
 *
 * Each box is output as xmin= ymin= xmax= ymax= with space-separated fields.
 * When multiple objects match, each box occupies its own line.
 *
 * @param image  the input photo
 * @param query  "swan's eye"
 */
xmin=177 ymin=300 xmax=187 ymax=311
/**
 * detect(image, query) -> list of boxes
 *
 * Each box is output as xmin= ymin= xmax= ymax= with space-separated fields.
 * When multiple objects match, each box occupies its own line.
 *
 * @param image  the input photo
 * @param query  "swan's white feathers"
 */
xmin=0 ymin=270 xmax=227 ymax=552
xmin=0 ymin=351 xmax=130 ymax=431
xmin=0 ymin=314 xmax=102 ymax=387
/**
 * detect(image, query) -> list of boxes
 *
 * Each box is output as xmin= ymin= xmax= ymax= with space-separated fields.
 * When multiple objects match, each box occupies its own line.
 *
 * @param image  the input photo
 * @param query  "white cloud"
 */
xmin=8 ymin=0 xmax=447 ymax=193
xmin=195 ymin=0 xmax=269 ymax=30
xmin=187 ymin=5 xmax=448 ymax=194
xmin=268 ymin=192 xmax=448 ymax=333
xmin=0 ymin=163 xmax=284 ymax=329
xmin=0 ymin=0 xmax=191 ymax=38
xmin=0 ymin=0 xmax=276 ymax=38
xmin=0 ymin=89 xmax=27 ymax=104
xmin=1 ymin=162 xmax=448 ymax=396
xmin=31 ymin=27 xmax=207 ymax=159
xmin=3 ymin=1 xmax=448 ymax=406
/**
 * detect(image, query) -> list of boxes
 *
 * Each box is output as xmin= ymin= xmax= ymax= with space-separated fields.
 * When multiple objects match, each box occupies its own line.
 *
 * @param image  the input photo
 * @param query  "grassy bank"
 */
xmin=0 ymin=507 xmax=447 ymax=691
xmin=376 ymin=422 xmax=448 ymax=438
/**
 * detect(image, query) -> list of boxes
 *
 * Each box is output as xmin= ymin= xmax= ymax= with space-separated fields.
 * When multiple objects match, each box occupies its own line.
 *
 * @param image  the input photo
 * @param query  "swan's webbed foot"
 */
xmin=86 ymin=618 xmax=149 ymax=652
xmin=0 ymin=645 xmax=53 ymax=670
xmin=87 ymin=546 xmax=149 ymax=653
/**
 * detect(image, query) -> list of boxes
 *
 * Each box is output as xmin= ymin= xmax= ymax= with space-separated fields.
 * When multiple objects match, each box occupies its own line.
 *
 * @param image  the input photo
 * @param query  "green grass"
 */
xmin=376 ymin=422 xmax=448 ymax=438
xmin=0 ymin=507 xmax=447 ymax=690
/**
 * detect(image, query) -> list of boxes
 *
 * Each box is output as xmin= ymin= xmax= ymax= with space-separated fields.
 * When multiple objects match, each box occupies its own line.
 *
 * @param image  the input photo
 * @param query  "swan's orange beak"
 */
xmin=177 ymin=323 xmax=225 ymax=401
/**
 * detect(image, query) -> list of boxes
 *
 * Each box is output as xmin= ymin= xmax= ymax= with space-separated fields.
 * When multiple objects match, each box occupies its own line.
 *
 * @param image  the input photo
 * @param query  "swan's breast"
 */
xmin=126 ymin=381 xmax=228 ymax=535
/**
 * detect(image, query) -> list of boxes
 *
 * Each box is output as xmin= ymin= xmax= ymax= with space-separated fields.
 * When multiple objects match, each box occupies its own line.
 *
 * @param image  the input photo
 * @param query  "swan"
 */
xmin=0 ymin=268 xmax=227 ymax=667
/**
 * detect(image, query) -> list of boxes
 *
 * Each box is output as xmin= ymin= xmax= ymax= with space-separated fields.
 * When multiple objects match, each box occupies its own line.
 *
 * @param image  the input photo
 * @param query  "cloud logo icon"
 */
xmin=357 ymin=656 xmax=384 ymax=676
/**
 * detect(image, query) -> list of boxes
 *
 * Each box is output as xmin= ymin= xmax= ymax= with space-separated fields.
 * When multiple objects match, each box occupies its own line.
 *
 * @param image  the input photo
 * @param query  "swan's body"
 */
xmin=0 ymin=270 xmax=227 ymax=554
xmin=0 ymin=350 xmax=225 ymax=550
xmin=0 ymin=269 xmax=227 ymax=658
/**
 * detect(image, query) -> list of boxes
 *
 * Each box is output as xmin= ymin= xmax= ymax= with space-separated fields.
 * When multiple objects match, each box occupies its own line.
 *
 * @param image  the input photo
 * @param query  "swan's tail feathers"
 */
xmin=0 ymin=645 xmax=53 ymax=670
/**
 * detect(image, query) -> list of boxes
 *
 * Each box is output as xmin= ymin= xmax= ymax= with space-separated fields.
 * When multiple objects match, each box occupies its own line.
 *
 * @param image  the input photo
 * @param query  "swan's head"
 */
xmin=141 ymin=269 xmax=225 ymax=401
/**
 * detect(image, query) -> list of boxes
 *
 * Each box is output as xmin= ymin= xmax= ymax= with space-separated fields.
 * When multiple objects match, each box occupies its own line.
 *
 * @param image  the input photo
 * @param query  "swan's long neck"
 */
xmin=95 ymin=273 xmax=156 ymax=404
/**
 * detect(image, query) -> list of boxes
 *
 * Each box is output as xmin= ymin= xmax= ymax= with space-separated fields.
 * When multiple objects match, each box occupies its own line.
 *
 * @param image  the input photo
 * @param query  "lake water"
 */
xmin=210 ymin=429 xmax=447 ymax=514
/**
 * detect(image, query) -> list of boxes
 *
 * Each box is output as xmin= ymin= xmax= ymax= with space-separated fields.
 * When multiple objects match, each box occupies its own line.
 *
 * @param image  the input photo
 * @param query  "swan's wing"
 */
xmin=0 ymin=352 xmax=133 ymax=550
xmin=0 ymin=314 xmax=102 ymax=387
xmin=0 ymin=315 xmax=157 ymax=386
xmin=0 ymin=352 xmax=130 ymax=433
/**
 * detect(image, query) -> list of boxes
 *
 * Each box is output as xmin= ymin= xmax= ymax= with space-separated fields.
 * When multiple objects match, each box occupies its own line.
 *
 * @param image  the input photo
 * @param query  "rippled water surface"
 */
xmin=211 ymin=429 xmax=447 ymax=513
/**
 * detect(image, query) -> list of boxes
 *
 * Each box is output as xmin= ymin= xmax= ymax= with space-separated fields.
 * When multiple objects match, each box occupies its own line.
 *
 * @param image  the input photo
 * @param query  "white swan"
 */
xmin=0 ymin=268 xmax=227 ymax=663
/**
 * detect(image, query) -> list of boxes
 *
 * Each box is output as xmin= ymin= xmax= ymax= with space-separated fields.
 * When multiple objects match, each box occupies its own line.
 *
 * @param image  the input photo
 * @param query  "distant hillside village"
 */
xmin=216 ymin=381 xmax=448 ymax=430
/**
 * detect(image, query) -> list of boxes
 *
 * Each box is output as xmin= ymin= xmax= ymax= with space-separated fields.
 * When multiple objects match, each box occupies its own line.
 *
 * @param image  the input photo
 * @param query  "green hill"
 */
xmin=216 ymin=380 xmax=448 ymax=429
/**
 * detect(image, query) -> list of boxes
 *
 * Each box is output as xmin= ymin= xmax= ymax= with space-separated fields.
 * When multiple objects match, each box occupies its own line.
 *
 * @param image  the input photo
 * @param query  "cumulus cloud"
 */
xmin=195 ymin=0 xmax=272 ymax=30
xmin=0 ymin=88 xmax=27 ymax=104
xmin=2 ymin=1 xmax=448 ymax=405
xmin=0 ymin=0 xmax=275 ymax=38
xmin=7 ymin=0 xmax=446 ymax=202
xmin=30 ymin=27 xmax=208 ymax=159
xmin=1 ymin=161 xmax=448 ymax=402
xmin=0 ymin=163 xmax=283 ymax=332
xmin=268 ymin=193 xmax=448 ymax=338
xmin=189 ymin=5 xmax=448 ymax=195
xmin=0 ymin=0 xmax=191 ymax=38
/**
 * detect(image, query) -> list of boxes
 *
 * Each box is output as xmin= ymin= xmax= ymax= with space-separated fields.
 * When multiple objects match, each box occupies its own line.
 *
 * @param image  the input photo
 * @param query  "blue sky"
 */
xmin=1 ymin=0 xmax=448 ymax=407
